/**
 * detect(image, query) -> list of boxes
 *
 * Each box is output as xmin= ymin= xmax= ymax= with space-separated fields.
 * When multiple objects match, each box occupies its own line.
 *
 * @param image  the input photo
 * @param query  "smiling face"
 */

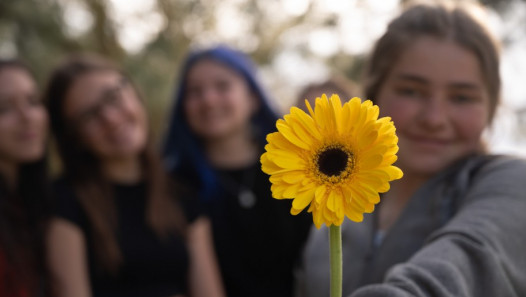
xmin=0 ymin=67 xmax=48 ymax=167
xmin=63 ymin=71 xmax=148 ymax=162
xmin=183 ymin=59 xmax=257 ymax=142
xmin=376 ymin=37 xmax=490 ymax=177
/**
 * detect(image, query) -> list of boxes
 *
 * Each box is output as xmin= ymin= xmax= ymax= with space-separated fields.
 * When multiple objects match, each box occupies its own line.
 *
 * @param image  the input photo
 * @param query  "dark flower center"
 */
xmin=317 ymin=147 xmax=350 ymax=177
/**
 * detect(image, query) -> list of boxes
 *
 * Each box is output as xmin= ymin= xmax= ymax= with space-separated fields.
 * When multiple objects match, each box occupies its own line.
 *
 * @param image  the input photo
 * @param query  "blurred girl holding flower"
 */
xmin=297 ymin=3 xmax=526 ymax=297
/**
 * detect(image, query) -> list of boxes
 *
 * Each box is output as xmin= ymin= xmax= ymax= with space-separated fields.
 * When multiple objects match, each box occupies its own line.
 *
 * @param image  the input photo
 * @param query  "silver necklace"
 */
xmin=238 ymin=187 xmax=257 ymax=208
xmin=217 ymin=165 xmax=258 ymax=209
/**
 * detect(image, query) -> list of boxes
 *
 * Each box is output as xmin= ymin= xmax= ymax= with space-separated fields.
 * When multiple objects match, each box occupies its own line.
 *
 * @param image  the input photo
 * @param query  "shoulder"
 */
xmin=445 ymin=155 xmax=526 ymax=238
xmin=466 ymin=154 xmax=526 ymax=197
xmin=51 ymin=176 xmax=86 ymax=227
xmin=475 ymin=154 xmax=526 ymax=176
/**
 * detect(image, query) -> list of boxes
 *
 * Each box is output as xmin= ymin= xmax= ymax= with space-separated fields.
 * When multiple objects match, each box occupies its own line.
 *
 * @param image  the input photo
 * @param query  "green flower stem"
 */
xmin=329 ymin=225 xmax=342 ymax=297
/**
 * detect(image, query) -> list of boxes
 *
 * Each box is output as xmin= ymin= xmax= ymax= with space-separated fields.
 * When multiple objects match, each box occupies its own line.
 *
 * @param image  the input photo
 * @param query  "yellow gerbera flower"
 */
xmin=261 ymin=94 xmax=403 ymax=228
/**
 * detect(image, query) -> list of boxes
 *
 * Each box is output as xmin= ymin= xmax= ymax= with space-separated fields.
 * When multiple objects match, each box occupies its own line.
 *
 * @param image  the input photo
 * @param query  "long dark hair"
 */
xmin=162 ymin=45 xmax=280 ymax=202
xmin=44 ymin=54 xmax=185 ymax=273
xmin=0 ymin=59 xmax=51 ymax=296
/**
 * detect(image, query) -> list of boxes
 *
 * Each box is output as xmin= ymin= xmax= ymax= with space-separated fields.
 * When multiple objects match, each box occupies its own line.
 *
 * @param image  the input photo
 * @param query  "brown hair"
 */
xmin=44 ymin=54 xmax=185 ymax=273
xmin=363 ymin=2 xmax=501 ymax=123
xmin=0 ymin=59 xmax=52 ymax=296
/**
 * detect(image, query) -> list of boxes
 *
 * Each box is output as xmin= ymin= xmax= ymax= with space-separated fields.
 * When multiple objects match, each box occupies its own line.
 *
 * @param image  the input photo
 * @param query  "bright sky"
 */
xmin=61 ymin=0 xmax=526 ymax=156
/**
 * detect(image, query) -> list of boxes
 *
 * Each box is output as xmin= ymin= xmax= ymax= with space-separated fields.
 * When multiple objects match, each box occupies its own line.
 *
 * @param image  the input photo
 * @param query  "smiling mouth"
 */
xmin=200 ymin=111 xmax=226 ymax=120
xmin=406 ymin=135 xmax=451 ymax=147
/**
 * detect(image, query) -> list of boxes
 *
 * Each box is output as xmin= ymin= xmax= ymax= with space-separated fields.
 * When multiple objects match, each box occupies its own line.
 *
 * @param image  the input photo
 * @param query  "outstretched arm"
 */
xmin=351 ymin=157 xmax=526 ymax=297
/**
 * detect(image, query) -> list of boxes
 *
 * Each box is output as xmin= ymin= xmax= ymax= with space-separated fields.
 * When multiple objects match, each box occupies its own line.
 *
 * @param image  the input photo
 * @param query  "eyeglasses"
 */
xmin=73 ymin=78 xmax=129 ymax=130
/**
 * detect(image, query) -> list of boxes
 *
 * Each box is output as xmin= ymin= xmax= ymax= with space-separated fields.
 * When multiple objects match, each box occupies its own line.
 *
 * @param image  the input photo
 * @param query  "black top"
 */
xmin=53 ymin=178 xmax=197 ymax=297
xmin=205 ymin=162 xmax=312 ymax=297
xmin=0 ymin=191 xmax=50 ymax=297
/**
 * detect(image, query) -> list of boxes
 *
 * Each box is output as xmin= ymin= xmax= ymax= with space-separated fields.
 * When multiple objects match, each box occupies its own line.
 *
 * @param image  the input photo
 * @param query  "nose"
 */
xmin=16 ymin=103 xmax=38 ymax=123
xmin=200 ymin=87 xmax=220 ymax=107
xmin=418 ymin=94 xmax=448 ymax=130
xmin=98 ymin=104 xmax=122 ymax=127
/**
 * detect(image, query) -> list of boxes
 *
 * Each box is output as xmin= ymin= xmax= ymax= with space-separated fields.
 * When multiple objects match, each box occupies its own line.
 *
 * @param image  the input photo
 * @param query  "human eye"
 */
xmin=0 ymin=104 xmax=12 ymax=114
xmin=77 ymin=107 xmax=99 ymax=127
xmin=104 ymin=92 xmax=121 ymax=107
xmin=186 ymin=85 xmax=202 ymax=100
xmin=449 ymin=91 xmax=481 ymax=105
xmin=216 ymin=80 xmax=231 ymax=93
xmin=394 ymin=85 xmax=425 ymax=99
xmin=100 ymin=83 xmax=124 ymax=105
xmin=0 ymin=98 xmax=13 ymax=114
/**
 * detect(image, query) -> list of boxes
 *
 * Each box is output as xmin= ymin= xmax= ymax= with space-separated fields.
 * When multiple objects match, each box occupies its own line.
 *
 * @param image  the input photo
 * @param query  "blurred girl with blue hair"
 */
xmin=163 ymin=45 xmax=312 ymax=297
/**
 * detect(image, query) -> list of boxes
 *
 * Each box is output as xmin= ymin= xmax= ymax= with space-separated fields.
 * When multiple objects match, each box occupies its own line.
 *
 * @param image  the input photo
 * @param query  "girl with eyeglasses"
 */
xmin=45 ymin=54 xmax=224 ymax=297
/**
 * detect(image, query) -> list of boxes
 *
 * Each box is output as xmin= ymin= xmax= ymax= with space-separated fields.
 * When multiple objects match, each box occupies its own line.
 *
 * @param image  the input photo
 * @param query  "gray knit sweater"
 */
xmin=295 ymin=154 xmax=526 ymax=297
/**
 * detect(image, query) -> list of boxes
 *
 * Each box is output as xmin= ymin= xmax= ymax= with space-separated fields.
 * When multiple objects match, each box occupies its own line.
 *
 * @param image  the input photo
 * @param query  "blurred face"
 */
xmin=376 ymin=37 xmax=490 ymax=177
xmin=0 ymin=67 xmax=48 ymax=166
xmin=184 ymin=59 xmax=258 ymax=141
xmin=63 ymin=71 xmax=148 ymax=161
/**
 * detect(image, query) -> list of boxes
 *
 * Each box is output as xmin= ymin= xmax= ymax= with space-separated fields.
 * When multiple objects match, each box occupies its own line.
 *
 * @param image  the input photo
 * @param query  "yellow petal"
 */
xmin=270 ymin=183 xmax=287 ymax=199
xmin=326 ymin=190 xmax=337 ymax=211
xmin=314 ymin=184 xmax=327 ymax=204
xmin=359 ymin=154 xmax=383 ymax=169
xmin=282 ymin=171 xmax=307 ymax=184
xmin=266 ymin=132 xmax=302 ymax=152
xmin=276 ymin=122 xmax=311 ymax=150
xmin=263 ymin=95 xmax=402 ymax=228
xmin=260 ymin=154 xmax=282 ymax=174
xmin=358 ymin=130 xmax=379 ymax=150
xmin=384 ymin=166 xmax=404 ymax=180
xmin=286 ymin=116 xmax=316 ymax=148
xmin=312 ymin=210 xmax=324 ymax=229
xmin=291 ymin=207 xmax=303 ymax=215
xmin=329 ymin=95 xmax=344 ymax=135
xmin=283 ymin=182 xmax=302 ymax=198
xmin=290 ymin=107 xmax=323 ymax=141
xmin=292 ymin=188 xmax=316 ymax=211
xmin=270 ymin=155 xmax=304 ymax=170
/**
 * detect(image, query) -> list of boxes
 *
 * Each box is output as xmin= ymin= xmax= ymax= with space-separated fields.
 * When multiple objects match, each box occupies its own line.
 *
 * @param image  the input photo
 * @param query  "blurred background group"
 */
xmin=1 ymin=0 xmax=525 ymax=154
xmin=1 ymin=0 xmax=526 ymax=297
